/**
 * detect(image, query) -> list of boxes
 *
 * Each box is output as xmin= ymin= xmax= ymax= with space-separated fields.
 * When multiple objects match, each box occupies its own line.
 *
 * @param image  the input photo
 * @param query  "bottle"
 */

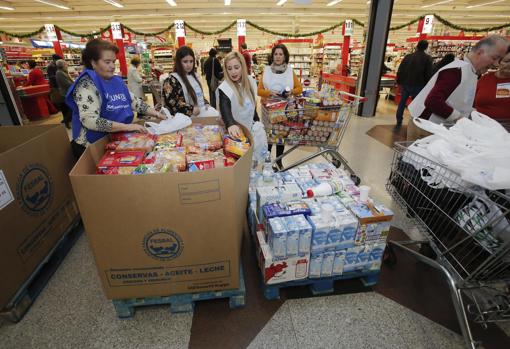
xmin=262 ymin=153 xmax=273 ymax=182
xmin=306 ymin=181 xmax=343 ymax=198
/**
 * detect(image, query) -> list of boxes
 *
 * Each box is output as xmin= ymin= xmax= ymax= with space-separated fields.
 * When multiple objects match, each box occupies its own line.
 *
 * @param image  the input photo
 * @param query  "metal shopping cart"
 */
xmin=260 ymin=91 xmax=366 ymax=179
xmin=386 ymin=141 xmax=510 ymax=349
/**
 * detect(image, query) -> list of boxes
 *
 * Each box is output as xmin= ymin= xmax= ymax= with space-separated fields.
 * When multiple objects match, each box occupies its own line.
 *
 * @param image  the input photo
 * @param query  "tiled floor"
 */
xmin=2 ymin=89 xmax=508 ymax=348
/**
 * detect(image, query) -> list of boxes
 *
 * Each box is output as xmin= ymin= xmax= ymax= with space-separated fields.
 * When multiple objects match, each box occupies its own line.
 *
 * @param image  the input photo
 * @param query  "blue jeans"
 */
xmin=396 ymin=85 xmax=423 ymax=124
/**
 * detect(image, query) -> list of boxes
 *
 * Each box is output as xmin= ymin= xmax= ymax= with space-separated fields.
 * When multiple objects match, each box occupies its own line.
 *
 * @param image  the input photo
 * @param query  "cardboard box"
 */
xmin=69 ymin=118 xmax=252 ymax=300
xmin=0 ymin=125 xmax=79 ymax=309
xmin=255 ymin=230 xmax=309 ymax=285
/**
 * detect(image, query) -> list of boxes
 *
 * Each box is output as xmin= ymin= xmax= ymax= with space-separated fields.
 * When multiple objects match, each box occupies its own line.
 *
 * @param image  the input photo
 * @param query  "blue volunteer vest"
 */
xmin=66 ymin=69 xmax=133 ymax=144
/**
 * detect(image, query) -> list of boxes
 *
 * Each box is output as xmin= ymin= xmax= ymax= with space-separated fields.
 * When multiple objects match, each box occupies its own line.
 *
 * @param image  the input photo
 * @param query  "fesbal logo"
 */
xmin=16 ymin=164 xmax=53 ymax=215
xmin=143 ymin=228 xmax=183 ymax=261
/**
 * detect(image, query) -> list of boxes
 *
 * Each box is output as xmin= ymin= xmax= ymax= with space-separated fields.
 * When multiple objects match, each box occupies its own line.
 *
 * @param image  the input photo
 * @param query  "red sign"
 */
xmin=303 ymin=79 xmax=311 ymax=87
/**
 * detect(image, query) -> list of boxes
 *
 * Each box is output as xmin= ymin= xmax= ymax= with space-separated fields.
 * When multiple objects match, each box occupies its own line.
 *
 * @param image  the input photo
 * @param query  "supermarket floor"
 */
xmin=2 ymin=98 xmax=510 ymax=349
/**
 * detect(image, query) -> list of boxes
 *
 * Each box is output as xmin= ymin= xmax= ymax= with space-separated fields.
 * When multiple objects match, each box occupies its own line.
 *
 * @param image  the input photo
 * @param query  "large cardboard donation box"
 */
xmin=69 ymin=119 xmax=252 ymax=300
xmin=0 ymin=125 xmax=79 ymax=309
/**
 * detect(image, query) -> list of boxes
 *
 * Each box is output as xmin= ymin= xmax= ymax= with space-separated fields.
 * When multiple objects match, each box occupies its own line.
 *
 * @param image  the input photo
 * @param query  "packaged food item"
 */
xmin=97 ymin=151 xmax=145 ymax=171
xmin=187 ymin=152 xmax=215 ymax=172
xmin=223 ymin=135 xmax=250 ymax=158
xmin=155 ymin=148 xmax=186 ymax=172
xmin=99 ymin=166 xmax=137 ymax=175
xmin=154 ymin=133 xmax=183 ymax=150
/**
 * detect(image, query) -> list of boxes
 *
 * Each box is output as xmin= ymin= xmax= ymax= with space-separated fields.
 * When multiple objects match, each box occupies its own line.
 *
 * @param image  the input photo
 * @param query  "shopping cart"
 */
xmin=260 ymin=91 xmax=366 ymax=180
xmin=496 ymin=119 xmax=510 ymax=132
xmin=386 ymin=141 xmax=510 ymax=349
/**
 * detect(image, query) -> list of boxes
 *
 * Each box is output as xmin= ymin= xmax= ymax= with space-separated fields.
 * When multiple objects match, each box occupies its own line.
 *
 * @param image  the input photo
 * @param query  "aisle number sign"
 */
xmin=44 ymin=24 xmax=58 ymax=42
xmin=237 ymin=19 xmax=246 ymax=37
xmin=422 ymin=15 xmax=434 ymax=34
xmin=175 ymin=20 xmax=185 ymax=38
xmin=344 ymin=20 xmax=354 ymax=37
xmin=111 ymin=22 xmax=123 ymax=40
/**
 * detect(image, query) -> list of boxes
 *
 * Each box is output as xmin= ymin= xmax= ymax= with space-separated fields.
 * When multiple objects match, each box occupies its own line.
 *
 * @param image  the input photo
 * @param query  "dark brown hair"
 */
xmin=130 ymin=56 xmax=141 ymax=67
xmin=82 ymin=38 xmax=119 ymax=70
xmin=28 ymin=60 xmax=37 ymax=69
xmin=269 ymin=44 xmax=290 ymax=65
xmin=173 ymin=46 xmax=202 ymax=105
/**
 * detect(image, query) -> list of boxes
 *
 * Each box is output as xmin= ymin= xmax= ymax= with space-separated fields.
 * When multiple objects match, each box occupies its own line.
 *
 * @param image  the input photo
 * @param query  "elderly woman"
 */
xmin=127 ymin=56 xmax=145 ymax=100
xmin=66 ymin=39 xmax=167 ymax=159
xmin=55 ymin=59 xmax=74 ymax=128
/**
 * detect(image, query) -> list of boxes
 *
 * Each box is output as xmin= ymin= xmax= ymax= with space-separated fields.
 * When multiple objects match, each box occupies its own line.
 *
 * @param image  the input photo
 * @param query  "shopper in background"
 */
xmin=475 ymin=45 xmax=510 ymax=120
xmin=127 ymin=56 xmax=145 ymax=100
xmin=432 ymin=53 xmax=455 ymax=75
xmin=394 ymin=40 xmax=433 ymax=129
xmin=25 ymin=60 xmax=48 ymax=86
xmin=163 ymin=46 xmax=208 ymax=117
xmin=241 ymin=43 xmax=252 ymax=75
xmin=203 ymin=48 xmax=223 ymax=108
xmin=47 ymin=54 xmax=63 ymax=106
xmin=408 ymin=35 xmax=509 ymax=141
xmin=66 ymin=39 xmax=166 ymax=159
xmin=217 ymin=51 xmax=259 ymax=138
xmin=25 ymin=60 xmax=58 ymax=116
xmin=55 ymin=59 xmax=73 ymax=129
xmin=258 ymin=43 xmax=303 ymax=167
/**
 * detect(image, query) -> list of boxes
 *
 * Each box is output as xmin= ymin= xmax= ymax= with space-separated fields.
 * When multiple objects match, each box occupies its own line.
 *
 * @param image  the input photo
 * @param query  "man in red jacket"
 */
xmin=241 ymin=43 xmax=252 ymax=75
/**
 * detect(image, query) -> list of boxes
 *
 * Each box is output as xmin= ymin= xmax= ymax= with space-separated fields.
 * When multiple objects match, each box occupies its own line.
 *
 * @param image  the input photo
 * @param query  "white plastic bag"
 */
xmin=250 ymin=121 xmax=268 ymax=163
xmin=145 ymin=113 xmax=191 ymax=135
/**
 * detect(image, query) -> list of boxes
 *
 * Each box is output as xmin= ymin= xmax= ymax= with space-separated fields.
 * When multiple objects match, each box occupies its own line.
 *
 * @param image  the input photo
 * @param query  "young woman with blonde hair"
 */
xmin=217 ymin=51 xmax=259 ymax=138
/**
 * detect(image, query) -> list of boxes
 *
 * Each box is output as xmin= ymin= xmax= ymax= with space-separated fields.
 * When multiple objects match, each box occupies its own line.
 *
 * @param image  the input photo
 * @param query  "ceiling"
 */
xmin=0 ymin=0 xmax=509 ymax=51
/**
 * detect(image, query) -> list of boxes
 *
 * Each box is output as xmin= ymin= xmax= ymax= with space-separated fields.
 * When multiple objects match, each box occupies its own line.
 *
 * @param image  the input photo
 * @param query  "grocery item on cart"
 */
xmin=96 ymin=151 xmax=145 ymax=174
xmin=224 ymin=135 xmax=251 ymax=158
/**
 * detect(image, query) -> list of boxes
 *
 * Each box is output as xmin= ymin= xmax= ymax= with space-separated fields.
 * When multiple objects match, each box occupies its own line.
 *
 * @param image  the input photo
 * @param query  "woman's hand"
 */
xmin=192 ymin=106 xmax=200 ymax=116
xmin=126 ymin=123 xmax=148 ymax=133
xmin=156 ymin=111 xmax=167 ymax=120
xmin=228 ymin=125 xmax=244 ymax=139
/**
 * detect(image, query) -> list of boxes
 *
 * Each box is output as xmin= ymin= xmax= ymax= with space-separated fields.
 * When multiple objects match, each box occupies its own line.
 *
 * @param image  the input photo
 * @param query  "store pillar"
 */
xmin=358 ymin=0 xmax=394 ymax=117
xmin=341 ymin=21 xmax=352 ymax=77
xmin=110 ymin=22 xmax=128 ymax=77
xmin=52 ymin=28 xmax=64 ymax=58
xmin=237 ymin=19 xmax=247 ymax=51
xmin=175 ymin=20 xmax=186 ymax=47
xmin=417 ymin=18 xmax=426 ymax=40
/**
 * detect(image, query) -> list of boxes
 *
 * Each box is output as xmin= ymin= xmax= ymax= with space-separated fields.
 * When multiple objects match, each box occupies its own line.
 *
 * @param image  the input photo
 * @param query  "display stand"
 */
xmin=17 ymin=85 xmax=57 ymax=119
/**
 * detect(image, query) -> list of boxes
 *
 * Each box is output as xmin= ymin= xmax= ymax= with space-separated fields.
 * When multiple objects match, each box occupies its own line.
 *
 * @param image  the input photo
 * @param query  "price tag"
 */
xmin=111 ymin=22 xmax=123 ymax=40
xmin=237 ymin=19 xmax=246 ymax=37
xmin=344 ymin=19 xmax=354 ymax=37
xmin=175 ymin=20 xmax=185 ymax=38
xmin=422 ymin=15 xmax=434 ymax=34
xmin=44 ymin=24 xmax=58 ymax=42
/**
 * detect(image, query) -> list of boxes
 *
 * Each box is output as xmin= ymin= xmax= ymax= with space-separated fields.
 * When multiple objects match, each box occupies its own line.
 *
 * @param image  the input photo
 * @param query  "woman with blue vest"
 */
xmin=66 ymin=39 xmax=167 ymax=158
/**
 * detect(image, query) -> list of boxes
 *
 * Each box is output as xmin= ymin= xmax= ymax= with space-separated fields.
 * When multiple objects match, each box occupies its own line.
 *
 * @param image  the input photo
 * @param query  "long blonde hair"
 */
xmin=223 ymin=51 xmax=256 ymax=107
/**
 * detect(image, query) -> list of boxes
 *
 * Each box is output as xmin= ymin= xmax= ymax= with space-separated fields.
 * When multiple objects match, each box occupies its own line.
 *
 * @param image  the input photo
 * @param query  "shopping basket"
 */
xmin=386 ymin=141 xmax=510 ymax=349
xmin=260 ymin=91 xmax=366 ymax=179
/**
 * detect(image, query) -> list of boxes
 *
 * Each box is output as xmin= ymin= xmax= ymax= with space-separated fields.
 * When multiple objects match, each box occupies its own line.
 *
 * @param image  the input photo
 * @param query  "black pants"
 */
xmin=71 ymin=140 xmax=86 ymax=161
xmin=208 ymin=84 xmax=217 ymax=108
xmin=268 ymin=144 xmax=285 ymax=164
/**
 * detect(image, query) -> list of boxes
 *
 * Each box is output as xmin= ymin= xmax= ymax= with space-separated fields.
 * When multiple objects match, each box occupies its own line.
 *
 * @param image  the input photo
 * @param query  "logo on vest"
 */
xmin=16 ymin=164 xmax=53 ymax=215
xmin=143 ymin=228 xmax=183 ymax=261
xmin=105 ymin=92 xmax=129 ymax=112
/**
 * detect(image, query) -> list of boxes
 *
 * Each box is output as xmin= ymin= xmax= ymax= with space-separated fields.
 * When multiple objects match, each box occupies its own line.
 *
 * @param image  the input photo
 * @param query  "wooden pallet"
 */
xmin=0 ymin=217 xmax=82 ymax=323
xmin=262 ymin=270 xmax=380 ymax=301
xmin=112 ymin=266 xmax=246 ymax=319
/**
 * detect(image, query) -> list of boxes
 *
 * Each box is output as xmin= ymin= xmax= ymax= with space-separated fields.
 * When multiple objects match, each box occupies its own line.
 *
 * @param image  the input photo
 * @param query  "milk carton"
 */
xmin=343 ymin=246 xmax=363 ymax=273
xmin=295 ymin=214 xmax=312 ymax=255
xmin=356 ymin=245 xmax=372 ymax=271
xmin=332 ymin=250 xmax=346 ymax=276
xmin=308 ymin=215 xmax=330 ymax=253
xmin=309 ymin=252 xmax=323 ymax=278
xmin=320 ymin=251 xmax=335 ymax=277
xmin=336 ymin=211 xmax=358 ymax=250
xmin=268 ymin=217 xmax=287 ymax=260
xmin=368 ymin=243 xmax=386 ymax=271
xmin=283 ymin=216 xmax=299 ymax=258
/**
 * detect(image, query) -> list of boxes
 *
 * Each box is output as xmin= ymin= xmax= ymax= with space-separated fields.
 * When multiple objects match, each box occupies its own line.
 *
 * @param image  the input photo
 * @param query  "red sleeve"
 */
xmin=423 ymin=68 xmax=462 ymax=119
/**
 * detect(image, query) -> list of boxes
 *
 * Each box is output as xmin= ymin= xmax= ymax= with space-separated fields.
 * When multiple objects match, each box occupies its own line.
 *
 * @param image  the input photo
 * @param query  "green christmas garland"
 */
xmin=1 ymin=15 xmax=509 ymax=40
xmin=184 ymin=21 xmax=236 ymax=35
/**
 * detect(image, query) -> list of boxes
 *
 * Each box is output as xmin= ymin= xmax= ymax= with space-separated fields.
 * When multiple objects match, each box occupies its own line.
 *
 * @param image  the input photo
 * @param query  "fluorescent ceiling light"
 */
xmin=103 ymin=0 xmax=123 ymax=8
xmin=225 ymin=0 xmax=231 ymax=5
xmin=276 ymin=0 xmax=287 ymax=5
xmin=34 ymin=0 xmax=71 ymax=10
xmin=166 ymin=0 xmax=176 ymax=6
xmin=327 ymin=0 xmax=343 ymax=6
xmin=421 ymin=0 xmax=453 ymax=8
xmin=466 ymin=0 xmax=504 ymax=8
xmin=0 ymin=1 xmax=14 ymax=10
